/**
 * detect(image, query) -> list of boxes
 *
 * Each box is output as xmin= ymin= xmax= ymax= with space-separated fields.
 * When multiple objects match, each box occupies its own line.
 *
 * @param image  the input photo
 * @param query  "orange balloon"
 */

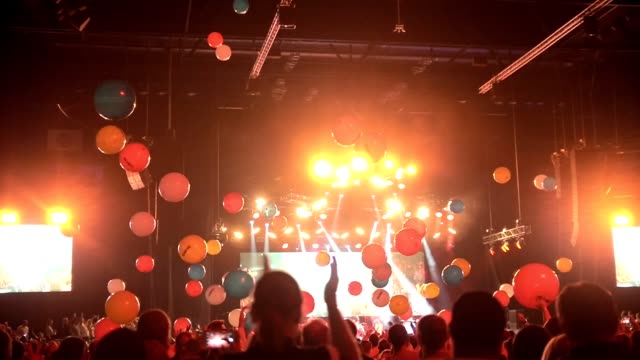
xmin=178 ymin=235 xmax=208 ymax=264
xmin=451 ymin=258 xmax=471 ymax=277
xmin=316 ymin=251 xmax=331 ymax=267
xmin=105 ymin=291 xmax=140 ymax=325
xmin=438 ymin=309 xmax=452 ymax=325
xmin=362 ymin=244 xmax=387 ymax=269
xmin=96 ymin=125 xmax=127 ymax=155
xmin=389 ymin=295 xmax=410 ymax=316
xmin=556 ymin=257 xmax=573 ymax=273
xmin=493 ymin=166 xmax=512 ymax=184
xmin=493 ymin=290 xmax=510 ymax=308
xmin=422 ymin=283 xmax=440 ymax=299
xmin=207 ymin=239 xmax=222 ymax=256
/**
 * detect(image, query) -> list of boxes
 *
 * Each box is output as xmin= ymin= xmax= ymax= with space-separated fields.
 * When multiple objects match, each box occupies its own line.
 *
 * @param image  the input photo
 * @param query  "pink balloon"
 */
xmin=493 ymin=290 xmax=510 ymax=308
xmin=173 ymin=317 xmax=192 ymax=336
xmin=512 ymin=263 xmax=560 ymax=309
xmin=348 ymin=281 xmax=363 ymax=296
xmin=159 ymin=172 xmax=191 ymax=203
xmin=438 ymin=309 xmax=452 ymax=325
xmin=94 ymin=317 xmax=121 ymax=340
xmin=129 ymin=211 xmax=156 ymax=237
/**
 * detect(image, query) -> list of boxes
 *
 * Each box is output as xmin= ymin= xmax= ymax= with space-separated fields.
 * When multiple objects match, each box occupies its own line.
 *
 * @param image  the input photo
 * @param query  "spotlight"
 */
xmin=433 ymin=232 xmax=441 ymax=239
xmin=435 ymin=212 xmax=443 ymax=218
xmin=282 ymin=243 xmax=289 ymax=249
xmin=516 ymin=238 xmax=524 ymax=249
xmin=416 ymin=207 xmax=429 ymax=219
xmin=385 ymin=198 xmax=403 ymax=215
xmin=446 ymin=214 xmax=454 ymax=221
xmin=340 ymin=232 xmax=349 ymax=239
xmin=331 ymin=232 xmax=339 ymax=238
xmin=233 ymin=231 xmax=244 ymax=240
xmin=395 ymin=168 xmax=404 ymax=180
xmin=312 ymin=198 xmax=328 ymax=211
xmin=284 ymin=227 xmax=294 ymax=235
xmin=489 ymin=246 xmax=496 ymax=256
xmin=384 ymin=159 xmax=394 ymax=169
xmin=501 ymin=241 xmax=510 ymax=253
xmin=613 ymin=212 xmax=632 ymax=226
xmin=296 ymin=206 xmax=312 ymax=218
xmin=300 ymin=232 xmax=310 ymax=240
xmin=255 ymin=198 xmax=266 ymax=210
xmin=311 ymin=243 xmax=319 ymax=249
xmin=336 ymin=166 xmax=350 ymax=183
xmin=0 ymin=210 xmax=19 ymax=224
xmin=404 ymin=211 xmax=412 ymax=218
xmin=268 ymin=233 xmax=277 ymax=239
xmin=355 ymin=243 xmax=362 ymax=249
xmin=315 ymin=228 xmax=323 ymax=235
xmin=352 ymin=156 xmax=369 ymax=172
xmin=319 ymin=213 xmax=328 ymax=220
xmin=252 ymin=228 xmax=261 ymax=235
xmin=313 ymin=160 xmax=332 ymax=178
xmin=355 ymin=227 xmax=365 ymax=235
xmin=448 ymin=228 xmax=457 ymax=235
xmin=407 ymin=165 xmax=417 ymax=175
xmin=252 ymin=212 xmax=260 ymax=219
xmin=398 ymin=183 xmax=406 ymax=190
xmin=48 ymin=209 xmax=71 ymax=225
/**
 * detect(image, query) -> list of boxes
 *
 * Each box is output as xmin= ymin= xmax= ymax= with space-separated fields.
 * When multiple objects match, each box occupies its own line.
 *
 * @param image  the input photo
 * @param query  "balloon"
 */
xmin=94 ymin=318 xmax=121 ymax=340
xmin=185 ymin=280 xmax=204 ymax=297
xmin=448 ymin=199 xmax=465 ymax=214
xmin=400 ymin=308 xmax=413 ymax=321
xmin=493 ymin=166 xmax=512 ymax=184
xmin=223 ymin=192 xmax=244 ymax=214
xmin=512 ymin=263 xmax=560 ymax=309
xmin=451 ymin=258 xmax=471 ymax=278
xmin=207 ymin=239 xmax=222 ymax=256
xmin=372 ymin=263 xmax=392 ymax=282
xmin=188 ymin=264 xmax=206 ymax=280
xmin=159 ymin=172 xmax=191 ymax=203
xmin=556 ymin=257 xmax=573 ymax=273
xmin=316 ymin=251 xmax=331 ymax=267
xmin=228 ymin=309 xmax=242 ymax=328
xmin=332 ymin=116 xmax=361 ymax=146
xmin=105 ymin=290 xmax=140 ymax=325
xmin=107 ymin=279 xmax=126 ymax=294
xmin=402 ymin=217 xmax=427 ymax=238
xmin=533 ymin=174 xmax=548 ymax=190
xmin=355 ymin=133 xmax=387 ymax=163
xmin=395 ymin=228 xmax=422 ymax=256
xmin=135 ymin=255 xmax=155 ymax=273
xmin=437 ymin=310 xmax=452 ymax=325
xmin=173 ymin=317 xmax=192 ymax=336
xmin=361 ymin=244 xmax=387 ymax=269
xmin=543 ymin=177 xmax=557 ymax=191
xmin=215 ymin=45 xmax=232 ymax=61
xmin=271 ymin=215 xmax=288 ymax=233
xmin=96 ymin=125 xmax=126 ymax=155
xmin=222 ymin=270 xmax=255 ymax=299
xmin=207 ymin=32 xmax=224 ymax=48
xmin=233 ymin=0 xmax=249 ymax=14
xmin=262 ymin=203 xmax=278 ymax=219
xmin=178 ymin=235 xmax=208 ymax=264
xmin=442 ymin=265 xmax=464 ymax=286
xmin=493 ymin=290 xmax=510 ymax=308
xmin=301 ymin=291 xmax=315 ymax=316
xmin=423 ymin=282 xmax=440 ymax=299
xmin=205 ymin=285 xmax=227 ymax=305
xmin=348 ymin=281 xmax=363 ymax=296
xmin=372 ymin=289 xmax=390 ymax=307
xmin=371 ymin=277 xmax=389 ymax=288
xmin=119 ymin=143 xmax=150 ymax=172
xmin=129 ymin=211 xmax=156 ymax=237
xmin=389 ymin=295 xmax=410 ymax=316
xmin=499 ymin=283 xmax=514 ymax=298
xmin=94 ymin=80 xmax=136 ymax=120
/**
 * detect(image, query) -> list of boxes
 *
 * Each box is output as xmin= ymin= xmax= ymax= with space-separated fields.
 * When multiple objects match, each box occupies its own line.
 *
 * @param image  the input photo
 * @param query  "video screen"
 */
xmin=240 ymin=252 xmax=433 ymax=317
xmin=613 ymin=227 xmax=640 ymax=287
xmin=0 ymin=225 xmax=72 ymax=293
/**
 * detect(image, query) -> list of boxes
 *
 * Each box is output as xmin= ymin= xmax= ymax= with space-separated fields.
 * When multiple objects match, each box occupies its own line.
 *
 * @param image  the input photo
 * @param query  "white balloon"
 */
xmin=372 ymin=289 xmax=390 ymax=307
xmin=129 ymin=211 xmax=156 ymax=237
xmin=205 ymin=284 xmax=227 ymax=305
xmin=228 ymin=308 xmax=242 ymax=328
xmin=499 ymin=283 xmax=514 ymax=298
xmin=107 ymin=279 xmax=126 ymax=294
xmin=215 ymin=45 xmax=232 ymax=61
xmin=533 ymin=174 xmax=548 ymax=190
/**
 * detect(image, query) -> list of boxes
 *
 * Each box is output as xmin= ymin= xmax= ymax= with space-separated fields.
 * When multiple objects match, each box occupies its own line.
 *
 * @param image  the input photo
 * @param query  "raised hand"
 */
xmin=324 ymin=257 xmax=338 ymax=307
xmin=263 ymin=253 xmax=271 ymax=272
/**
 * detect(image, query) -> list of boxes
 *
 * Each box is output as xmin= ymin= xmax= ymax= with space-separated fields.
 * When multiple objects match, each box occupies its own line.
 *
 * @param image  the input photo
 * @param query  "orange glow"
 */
xmin=233 ymin=231 xmax=244 ymax=240
xmin=351 ymin=156 xmax=369 ymax=172
xmin=313 ymin=159 xmax=333 ymax=178
xmin=613 ymin=212 xmax=633 ymax=227
xmin=0 ymin=210 xmax=19 ymax=224
xmin=406 ymin=165 xmax=417 ymax=175
xmin=48 ymin=209 xmax=71 ymax=226
xmin=384 ymin=159 xmax=394 ymax=170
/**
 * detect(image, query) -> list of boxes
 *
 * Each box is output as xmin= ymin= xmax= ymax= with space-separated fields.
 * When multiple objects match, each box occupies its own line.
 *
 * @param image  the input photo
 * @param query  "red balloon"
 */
xmin=400 ymin=308 xmax=413 ymax=321
xmin=332 ymin=115 xmax=361 ymax=146
xmin=361 ymin=244 xmax=387 ymax=269
xmin=395 ymin=228 xmax=422 ymax=256
xmin=403 ymin=217 xmax=427 ymax=238
xmin=348 ymin=281 xmax=363 ymax=296
xmin=119 ymin=143 xmax=150 ymax=172
xmin=207 ymin=32 xmax=224 ymax=48
xmin=301 ymin=291 xmax=315 ymax=316
xmin=512 ymin=263 xmax=560 ymax=309
xmin=372 ymin=263 xmax=392 ymax=281
xmin=185 ymin=280 xmax=204 ymax=297
xmin=94 ymin=317 xmax=121 ymax=340
xmin=223 ymin=192 xmax=244 ymax=214
xmin=271 ymin=215 xmax=288 ymax=233
xmin=493 ymin=290 xmax=510 ymax=308
xmin=438 ymin=309 xmax=452 ymax=325
xmin=173 ymin=317 xmax=192 ymax=336
xmin=135 ymin=255 xmax=155 ymax=273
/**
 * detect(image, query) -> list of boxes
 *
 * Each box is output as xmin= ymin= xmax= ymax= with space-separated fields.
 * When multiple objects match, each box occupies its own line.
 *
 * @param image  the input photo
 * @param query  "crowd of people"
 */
xmin=2 ymin=258 xmax=640 ymax=360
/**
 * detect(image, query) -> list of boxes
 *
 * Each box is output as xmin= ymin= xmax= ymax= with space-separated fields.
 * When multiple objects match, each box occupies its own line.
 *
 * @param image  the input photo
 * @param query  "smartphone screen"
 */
xmin=206 ymin=331 xmax=234 ymax=348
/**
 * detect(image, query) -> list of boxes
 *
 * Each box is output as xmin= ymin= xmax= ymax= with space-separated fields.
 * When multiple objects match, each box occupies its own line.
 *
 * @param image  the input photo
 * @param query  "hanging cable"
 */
xmin=590 ymin=54 xmax=599 ymax=147
xmin=613 ymin=86 xmax=619 ymax=147
xmin=511 ymin=105 xmax=523 ymax=222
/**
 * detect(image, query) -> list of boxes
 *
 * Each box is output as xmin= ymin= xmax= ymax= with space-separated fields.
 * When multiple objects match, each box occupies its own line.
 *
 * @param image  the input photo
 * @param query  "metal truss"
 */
xmin=482 ymin=225 xmax=532 ymax=245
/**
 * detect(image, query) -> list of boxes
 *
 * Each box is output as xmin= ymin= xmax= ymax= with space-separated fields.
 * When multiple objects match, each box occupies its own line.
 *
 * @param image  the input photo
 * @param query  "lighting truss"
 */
xmin=248 ymin=0 xmax=295 ymax=80
xmin=482 ymin=225 xmax=532 ymax=246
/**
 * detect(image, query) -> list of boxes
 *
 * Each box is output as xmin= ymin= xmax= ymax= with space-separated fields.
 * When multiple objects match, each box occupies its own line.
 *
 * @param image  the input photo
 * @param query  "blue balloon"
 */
xmin=262 ymin=203 xmax=278 ymax=219
xmin=543 ymin=177 xmax=557 ymax=191
xmin=449 ymin=199 xmax=465 ymax=214
xmin=442 ymin=265 xmax=464 ymax=286
xmin=188 ymin=264 xmax=206 ymax=280
xmin=94 ymin=80 xmax=136 ymax=120
xmin=371 ymin=277 xmax=389 ymax=288
xmin=233 ymin=0 xmax=249 ymax=14
xmin=223 ymin=270 xmax=255 ymax=299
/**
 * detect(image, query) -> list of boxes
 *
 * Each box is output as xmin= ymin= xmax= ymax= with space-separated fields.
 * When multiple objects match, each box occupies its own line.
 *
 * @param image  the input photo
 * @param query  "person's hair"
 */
xmin=137 ymin=309 xmax=171 ymax=347
xmin=408 ymin=335 xmax=417 ymax=349
xmin=417 ymin=315 xmax=448 ymax=356
xmin=205 ymin=320 xmax=226 ymax=332
xmin=11 ymin=341 xmax=23 ymax=360
xmin=544 ymin=317 xmax=562 ymax=337
xmin=361 ymin=340 xmax=372 ymax=354
xmin=251 ymin=271 xmax=302 ymax=325
xmin=302 ymin=319 xmax=329 ymax=347
xmin=93 ymin=328 xmax=146 ymax=360
xmin=378 ymin=339 xmax=390 ymax=352
xmin=631 ymin=330 xmax=640 ymax=354
xmin=369 ymin=332 xmax=379 ymax=347
xmin=450 ymin=291 xmax=506 ymax=358
xmin=556 ymin=282 xmax=618 ymax=344
xmin=388 ymin=324 xmax=408 ymax=352
xmin=345 ymin=320 xmax=357 ymax=338
xmin=511 ymin=325 xmax=551 ymax=360
xmin=0 ymin=329 xmax=11 ymax=360
xmin=52 ymin=336 xmax=86 ymax=360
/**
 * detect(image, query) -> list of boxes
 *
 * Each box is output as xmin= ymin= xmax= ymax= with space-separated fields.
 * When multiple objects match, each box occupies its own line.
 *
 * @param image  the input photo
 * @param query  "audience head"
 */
xmin=388 ymin=324 xmax=409 ymax=351
xmin=555 ymin=282 xmax=617 ymax=344
xmin=205 ymin=320 xmax=226 ymax=332
xmin=378 ymin=339 xmax=390 ymax=352
xmin=52 ymin=337 xmax=86 ymax=360
xmin=11 ymin=341 xmax=23 ymax=360
xmin=344 ymin=320 xmax=357 ymax=338
xmin=93 ymin=328 xmax=146 ymax=360
xmin=361 ymin=340 xmax=372 ymax=354
xmin=450 ymin=291 xmax=506 ymax=358
xmin=137 ymin=309 xmax=171 ymax=347
xmin=631 ymin=330 xmax=640 ymax=354
xmin=251 ymin=271 xmax=302 ymax=341
xmin=302 ymin=319 xmax=329 ymax=347
xmin=417 ymin=314 xmax=448 ymax=356
xmin=369 ymin=333 xmax=379 ymax=347
xmin=511 ymin=325 xmax=551 ymax=360
xmin=0 ymin=330 xmax=11 ymax=360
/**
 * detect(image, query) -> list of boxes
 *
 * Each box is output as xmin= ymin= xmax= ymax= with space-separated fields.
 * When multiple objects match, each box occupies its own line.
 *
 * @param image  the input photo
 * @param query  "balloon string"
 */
xmin=511 ymin=105 xmax=522 ymax=222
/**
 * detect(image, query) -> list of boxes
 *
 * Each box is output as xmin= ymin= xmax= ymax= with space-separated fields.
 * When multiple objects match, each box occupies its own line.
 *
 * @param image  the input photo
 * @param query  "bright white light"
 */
xmin=255 ymin=198 xmax=266 ymax=210
xmin=433 ymin=232 xmax=441 ymax=239
xmin=385 ymin=198 xmax=403 ymax=215
xmin=448 ymin=228 xmax=457 ymax=235
xmin=352 ymin=157 xmax=368 ymax=172
xmin=435 ymin=212 xmax=443 ymax=218
xmin=395 ymin=168 xmax=404 ymax=180
xmin=355 ymin=227 xmax=365 ymax=235
xmin=404 ymin=211 xmax=412 ymax=218
xmin=252 ymin=212 xmax=260 ymax=219
xmin=355 ymin=243 xmax=362 ymax=249
xmin=311 ymin=243 xmax=319 ymax=249
xmin=48 ymin=210 xmax=70 ymax=226
xmin=301 ymin=232 xmax=310 ymax=240
xmin=296 ymin=206 xmax=313 ymax=218
xmin=384 ymin=159 xmax=394 ymax=169
xmin=407 ymin=165 xmax=417 ymax=175
xmin=312 ymin=198 xmax=328 ymax=211
xmin=252 ymin=227 xmax=261 ymax=235
xmin=0 ymin=211 xmax=19 ymax=224
xmin=336 ymin=166 xmax=350 ymax=183
xmin=268 ymin=233 xmax=277 ymax=239
xmin=446 ymin=214 xmax=455 ymax=221
xmin=284 ymin=227 xmax=294 ymax=235
xmin=319 ymin=213 xmax=328 ymax=220
xmin=341 ymin=232 xmax=349 ymax=239
xmin=417 ymin=207 xmax=430 ymax=220
xmin=233 ymin=231 xmax=243 ymax=239
xmin=282 ymin=243 xmax=289 ymax=249
xmin=398 ymin=183 xmax=406 ymax=190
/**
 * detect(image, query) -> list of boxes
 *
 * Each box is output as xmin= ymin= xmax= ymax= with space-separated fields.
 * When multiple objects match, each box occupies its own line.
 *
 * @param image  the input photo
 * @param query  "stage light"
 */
xmin=0 ymin=210 xmax=19 ymax=224
xmin=355 ymin=227 xmax=365 ymax=235
xmin=501 ymin=241 xmax=510 ymax=253
xmin=311 ymin=243 xmax=319 ymax=249
xmin=385 ymin=179 xmax=394 ymax=187
xmin=373 ymin=231 xmax=381 ymax=238
xmin=384 ymin=159 xmax=394 ymax=170
xmin=284 ymin=227 xmax=294 ymax=235
xmin=489 ymin=246 xmax=496 ymax=256
xmin=407 ymin=165 xmax=417 ymax=175
xmin=417 ymin=207 xmax=430 ymax=219
xmin=448 ymin=228 xmax=457 ymax=235
xmin=446 ymin=214 xmax=455 ymax=221
xmin=613 ymin=212 xmax=633 ymax=226
xmin=319 ymin=213 xmax=328 ymax=220
xmin=312 ymin=198 xmax=328 ymax=211
xmin=371 ymin=176 xmax=386 ymax=188
xmin=355 ymin=243 xmax=362 ymax=249
xmin=341 ymin=232 xmax=349 ymax=239
xmin=296 ymin=206 xmax=312 ymax=218
xmin=268 ymin=233 xmax=277 ymax=239
xmin=301 ymin=232 xmax=310 ymax=240
xmin=315 ymin=228 xmax=323 ymax=235
xmin=331 ymin=232 xmax=339 ymax=238
xmin=252 ymin=212 xmax=260 ymax=219
xmin=313 ymin=159 xmax=333 ymax=178
xmin=385 ymin=198 xmax=403 ymax=215
xmin=435 ymin=212 xmax=443 ymax=218
xmin=353 ymin=179 xmax=361 ymax=185
xmin=48 ymin=209 xmax=70 ymax=225
xmin=352 ymin=156 xmax=369 ymax=172
xmin=255 ymin=198 xmax=266 ymax=210
xmin=336 ymin=166 xmax=350 ymax=183
xmin=252 ymin=227 xmax=261 ymax=235
xmin=433 ymin=232 xmax=441 ymax=239
xmin=516 ymin=238 xmax=524 ymax=249
xmin=398 ymin=183 xmax=406 ymax=190
xmin=282 ymin=243 xmax=289 ymax=249
xmin=233 ymin=231 xmax=244 ymax=240
xmin=395 ymin=168 xmax=404 ymax=180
